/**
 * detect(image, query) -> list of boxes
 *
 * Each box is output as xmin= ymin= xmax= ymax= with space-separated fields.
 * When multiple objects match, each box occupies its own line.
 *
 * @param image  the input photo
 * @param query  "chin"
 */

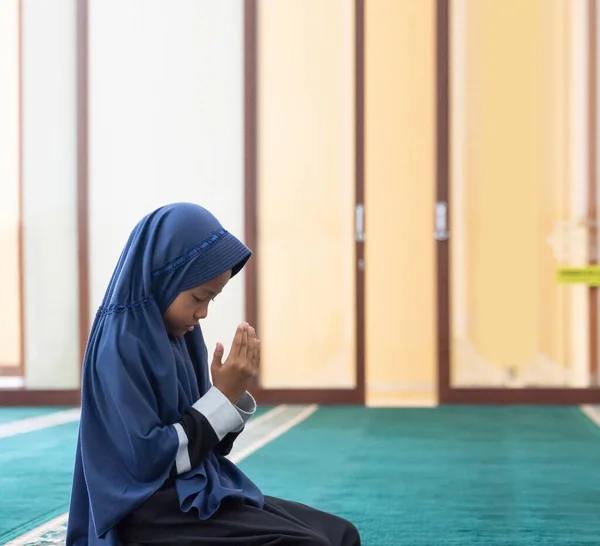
xmin=165 ymin=325 xmax=190 ymax=338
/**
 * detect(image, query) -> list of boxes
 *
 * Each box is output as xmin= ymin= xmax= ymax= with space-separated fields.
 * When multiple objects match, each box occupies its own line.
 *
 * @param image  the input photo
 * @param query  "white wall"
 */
xmin=21 ymin=0 xmax=80 ymax=389
xmin=88 ymin=0 xmax=246 ymax=357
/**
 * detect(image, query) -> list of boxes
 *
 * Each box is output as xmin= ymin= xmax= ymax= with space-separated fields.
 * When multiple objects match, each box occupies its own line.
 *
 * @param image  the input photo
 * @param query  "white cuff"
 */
xmin=192 ymin=386 xmax=244 ymax=441
xmin=172 ymin=422 xmax=192 ymax=474
xmin=231 ymin=391 xmax=257 ymax=432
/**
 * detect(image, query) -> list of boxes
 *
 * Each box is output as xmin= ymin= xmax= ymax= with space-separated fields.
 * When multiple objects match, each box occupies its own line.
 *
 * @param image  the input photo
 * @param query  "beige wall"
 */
xmin=450 ymin=0 xmax=590 ymax=387
xmin=257 ymin=0 xmax=356 ymax=388
xmin=364 ymin=0 xmax=436 ymax=405
xmin=0 ymin=0 xmax=21 ymax=369
xmin=2 ymin=0 xmax=593 ymax=397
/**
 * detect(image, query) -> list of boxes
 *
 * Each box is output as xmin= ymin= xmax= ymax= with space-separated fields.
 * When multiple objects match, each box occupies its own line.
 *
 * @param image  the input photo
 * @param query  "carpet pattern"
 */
xmin=0 ymin=406 xmax=272 ymax=543
xmin=1 ymin=406 xmax=599 ymax=545
xmin=239 ymin=406 xmax=600 ymax=545
xmin=0 ymin=422 xmax=79 ymax=543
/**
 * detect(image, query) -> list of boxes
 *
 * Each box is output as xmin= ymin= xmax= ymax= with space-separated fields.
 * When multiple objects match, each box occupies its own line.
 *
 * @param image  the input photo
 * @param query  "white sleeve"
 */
xmin=191 ymin=386 xmax=244 ymax=440
xmin=231 ymin=391 xmax=257 ymax=432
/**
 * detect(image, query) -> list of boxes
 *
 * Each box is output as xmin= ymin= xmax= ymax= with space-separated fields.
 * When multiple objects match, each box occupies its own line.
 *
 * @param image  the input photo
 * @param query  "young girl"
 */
xmin=67 ymin=203 xmax=361 ymax=545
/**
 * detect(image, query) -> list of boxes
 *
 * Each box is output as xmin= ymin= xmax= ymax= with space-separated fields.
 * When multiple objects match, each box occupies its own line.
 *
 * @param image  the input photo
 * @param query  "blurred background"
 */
xmin=1 ymin=0 xmax=600 ymax=408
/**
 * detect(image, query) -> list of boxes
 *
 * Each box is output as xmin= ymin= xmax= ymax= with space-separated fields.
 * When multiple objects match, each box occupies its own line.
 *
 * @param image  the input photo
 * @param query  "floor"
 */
xmin=0 ymin=405 xmax=599 ymax=545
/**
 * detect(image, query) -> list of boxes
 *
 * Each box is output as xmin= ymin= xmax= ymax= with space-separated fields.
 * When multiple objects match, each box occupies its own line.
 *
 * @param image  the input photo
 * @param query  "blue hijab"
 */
xmin=66 ymin=203 xmax=264 ymax=545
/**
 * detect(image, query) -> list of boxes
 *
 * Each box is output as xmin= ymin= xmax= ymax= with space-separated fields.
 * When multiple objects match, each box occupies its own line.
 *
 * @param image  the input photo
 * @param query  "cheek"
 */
xmin=165 ymin=302 xmax=190 ymax=325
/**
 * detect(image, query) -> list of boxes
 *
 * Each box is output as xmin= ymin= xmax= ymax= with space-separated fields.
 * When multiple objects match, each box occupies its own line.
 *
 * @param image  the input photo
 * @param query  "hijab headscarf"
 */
xmin=66 ymin=203 xmax=264 ymax=545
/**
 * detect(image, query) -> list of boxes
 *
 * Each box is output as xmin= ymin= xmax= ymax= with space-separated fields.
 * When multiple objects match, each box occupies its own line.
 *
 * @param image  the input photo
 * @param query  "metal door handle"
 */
xmin=356 ymin=203 xmax=365 ymax=242
xmin=434 ymin=201 xmax=449 ymax=241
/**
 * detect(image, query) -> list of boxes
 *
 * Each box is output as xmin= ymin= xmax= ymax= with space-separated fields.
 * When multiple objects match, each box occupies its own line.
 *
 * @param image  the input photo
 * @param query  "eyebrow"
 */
xmin=195 ymin=288 xmax=218 ymax=298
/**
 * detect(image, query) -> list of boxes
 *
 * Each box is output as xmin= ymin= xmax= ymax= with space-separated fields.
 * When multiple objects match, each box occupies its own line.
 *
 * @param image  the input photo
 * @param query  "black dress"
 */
xmin=118 ymin=480 xmax=360 ymax=545
xmin=117 ymin=429 xmax=361 ymax=546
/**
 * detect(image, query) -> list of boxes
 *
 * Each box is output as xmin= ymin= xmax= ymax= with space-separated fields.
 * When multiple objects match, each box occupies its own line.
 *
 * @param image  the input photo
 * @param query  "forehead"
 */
xmin=193 ymin=269 xmax=231 ymax=293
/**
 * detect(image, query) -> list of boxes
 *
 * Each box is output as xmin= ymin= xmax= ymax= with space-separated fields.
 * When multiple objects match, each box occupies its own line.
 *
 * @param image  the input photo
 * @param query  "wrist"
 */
xmin=215 ymin=385 xmax=241 ymax=405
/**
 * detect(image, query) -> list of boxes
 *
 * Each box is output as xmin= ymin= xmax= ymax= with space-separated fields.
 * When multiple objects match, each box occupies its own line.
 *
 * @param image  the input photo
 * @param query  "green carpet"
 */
xmin=238 ymin=406 xmax=600 ymax=545
xmin=1 ymin=406 xmax=599 ymax=545
xmin=0 ymin=405 xmax=272 ymax=543
xmin=0 ymin=421 xmax=79 ymax=543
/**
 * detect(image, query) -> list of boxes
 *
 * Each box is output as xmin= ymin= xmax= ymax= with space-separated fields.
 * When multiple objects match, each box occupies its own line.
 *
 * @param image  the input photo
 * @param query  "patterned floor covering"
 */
xmin=1 ymin=405 xmax=600 ymax=545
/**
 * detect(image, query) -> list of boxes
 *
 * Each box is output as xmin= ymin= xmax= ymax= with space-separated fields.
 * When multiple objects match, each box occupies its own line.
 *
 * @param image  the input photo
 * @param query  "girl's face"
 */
xmin=162 ymin=269 xmax=232 ymax=337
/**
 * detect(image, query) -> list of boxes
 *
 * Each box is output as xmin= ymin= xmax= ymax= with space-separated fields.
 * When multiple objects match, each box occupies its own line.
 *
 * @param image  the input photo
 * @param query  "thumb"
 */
xmin=211 ymin=342 xmax=224 ymax=372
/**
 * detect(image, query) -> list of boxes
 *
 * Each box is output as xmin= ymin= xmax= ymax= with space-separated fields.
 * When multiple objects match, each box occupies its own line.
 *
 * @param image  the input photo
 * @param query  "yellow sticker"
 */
xmin=556 ymin=266 xmax=600 ymax=285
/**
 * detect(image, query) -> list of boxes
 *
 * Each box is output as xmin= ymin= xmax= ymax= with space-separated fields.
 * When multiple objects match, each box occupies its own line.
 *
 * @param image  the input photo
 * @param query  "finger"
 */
xmin=252 ymin=339 xmax=260 ymax=370
xmin=248 ymin=330 xmax=258 ymax=364
xmin=246 ymin=327 xmax=256 ymax=360
xmin=211 ymin=342 xmax=224 ymax=371
xmin=231 ymin=323 xmax=247 ymax=357
xmin=239 ymin=325 xmax=249 ymax=358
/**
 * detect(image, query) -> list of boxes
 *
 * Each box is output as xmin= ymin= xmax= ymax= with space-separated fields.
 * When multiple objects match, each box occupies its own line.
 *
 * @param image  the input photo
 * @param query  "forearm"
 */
xmin=169 ymin=388 xmax=256 ymax=476
xmin=214 ymin=391 xmax=257 ymax=455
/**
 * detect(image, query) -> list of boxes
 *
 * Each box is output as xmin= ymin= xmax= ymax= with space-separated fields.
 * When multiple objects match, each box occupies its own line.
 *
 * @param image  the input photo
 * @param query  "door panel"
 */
xmin=448 ymin=0 xmax=596 ymax=389
xmin=364 ymin=0 xmax=436 ymax=405
xmin=257 ymin=0 xmax=356 ymax=389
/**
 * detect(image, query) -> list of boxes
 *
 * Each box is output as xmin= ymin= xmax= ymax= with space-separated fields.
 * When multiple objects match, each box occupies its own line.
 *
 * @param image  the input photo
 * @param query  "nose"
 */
xmin=195 ymin=305 xmax=209 ymax=320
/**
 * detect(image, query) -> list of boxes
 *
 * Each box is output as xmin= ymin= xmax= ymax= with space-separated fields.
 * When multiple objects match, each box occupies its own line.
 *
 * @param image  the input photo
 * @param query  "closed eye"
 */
xmin=193 ymin=295 xmax=217 ymax=303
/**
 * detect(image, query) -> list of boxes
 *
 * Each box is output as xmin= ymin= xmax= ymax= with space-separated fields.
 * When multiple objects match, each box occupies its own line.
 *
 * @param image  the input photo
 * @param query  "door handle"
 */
xmin=356 ymin=203 xmax=365 ymax=242
xmin=434 ymin=201 xmax=449 ymax=241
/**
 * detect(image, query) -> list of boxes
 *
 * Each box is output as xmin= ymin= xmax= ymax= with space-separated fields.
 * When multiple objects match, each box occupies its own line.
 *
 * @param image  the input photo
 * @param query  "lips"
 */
xmin=186 ymin=325 xmax=196 ymax=332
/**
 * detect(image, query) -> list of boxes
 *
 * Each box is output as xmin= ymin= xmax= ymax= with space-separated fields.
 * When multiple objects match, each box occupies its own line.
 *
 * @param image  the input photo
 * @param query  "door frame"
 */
xmin=436 ymin=0 xmax=600 ymax=404
xmin=243 ymin=0 xmax=366 ymax=405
